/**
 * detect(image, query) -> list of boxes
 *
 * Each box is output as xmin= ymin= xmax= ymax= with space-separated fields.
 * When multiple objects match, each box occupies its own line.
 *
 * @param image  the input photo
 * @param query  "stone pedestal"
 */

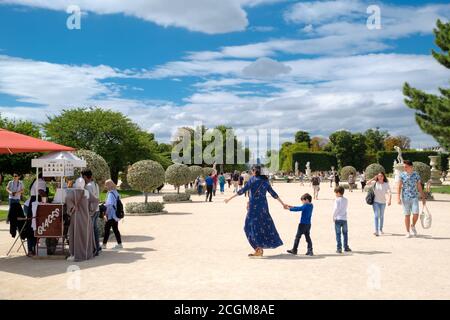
xmin=429 ymin=156 xmax=442 ymax=186
xmin=393 ymin=163 xmax=404 ymax=194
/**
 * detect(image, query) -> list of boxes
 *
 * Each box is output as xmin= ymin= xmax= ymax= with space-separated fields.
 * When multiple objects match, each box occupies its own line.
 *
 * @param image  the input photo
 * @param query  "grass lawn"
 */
xmin=99 ymin=190 xmax=142 ymax=202
xmin=0 ymin=210 xmax=7 ymax=222
xmin=431 ymin=185 xmax=450 ymax=194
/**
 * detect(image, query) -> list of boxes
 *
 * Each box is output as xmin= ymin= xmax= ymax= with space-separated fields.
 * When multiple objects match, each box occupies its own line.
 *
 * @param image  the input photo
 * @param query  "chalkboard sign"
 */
xmin=34 ymin=204 xmax=64 ymax=238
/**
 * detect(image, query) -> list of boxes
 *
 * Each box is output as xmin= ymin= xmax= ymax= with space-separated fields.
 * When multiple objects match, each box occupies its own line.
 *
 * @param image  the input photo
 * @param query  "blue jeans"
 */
xmin=9 ymin=198 xmax=20 ymax=206
xmin=219 ymin=183 xmax=225 ymax=193
xmin=372 ymin=202 xmax=386 ymax=232
xmin=335 ymin=220 xmax=349 ymax=250
xmin=91 ymin=211 xmax=100 ymax=252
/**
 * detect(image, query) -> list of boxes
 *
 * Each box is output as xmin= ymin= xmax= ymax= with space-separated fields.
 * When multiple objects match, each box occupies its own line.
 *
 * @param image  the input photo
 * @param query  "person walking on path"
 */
xmin=311 ymin=174 xmax=321 ymax=200
xmin=225 ymin=165 xmax=287 ymax=257
xmin=285 ymin=193 xmax=314 ymax=256
xmin=397 ymin=160 xmax=426 ymax=238
xmin=205 ymin=173 xmax=214 ymax=202
xmin=102 ymin=179 xmax=123 ymax=250
xmin=334 ymin=173 xmax=340 ymax=187
xmin=360 ymin=171 xmax=366 ymax=192
xmin=212 ymin=172 xmax=218 ymax=196
xmin=367 ymin=172 xmax=392 ymax=236
xmin=332 ymin=186 xmax=352 ymax=254
xmin=218 ymin=173 xmax=226 ymax=194
xmin=232 ymin=171 xmax=240 ymax=193
xmin=348 ymin=173 xmax=355 ymax=192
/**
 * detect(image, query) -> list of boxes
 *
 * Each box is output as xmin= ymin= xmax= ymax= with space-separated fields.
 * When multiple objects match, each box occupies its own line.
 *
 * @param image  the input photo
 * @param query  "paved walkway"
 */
xmin=1 ymin=183 xmax=449 ymax=299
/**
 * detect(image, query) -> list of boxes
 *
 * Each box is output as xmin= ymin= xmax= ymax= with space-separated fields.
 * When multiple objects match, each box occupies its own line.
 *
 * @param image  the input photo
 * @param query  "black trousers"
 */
xmin=206 ymin=185 xmax=213 ymax=202
xmin=292 ymin=223 xmax=313 ymax=251
xmin=103 ymin=219 xmax=122 ymax=244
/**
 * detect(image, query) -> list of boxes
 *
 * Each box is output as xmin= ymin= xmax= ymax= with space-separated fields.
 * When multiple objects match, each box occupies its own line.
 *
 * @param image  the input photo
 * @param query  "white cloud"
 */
xmin=1 ymin=0 xmax=282 ymax=34
xmin=0 ymin=52 xmax=447 ymax=148
xmin=242 ymin=57 xmax=292 ymax=78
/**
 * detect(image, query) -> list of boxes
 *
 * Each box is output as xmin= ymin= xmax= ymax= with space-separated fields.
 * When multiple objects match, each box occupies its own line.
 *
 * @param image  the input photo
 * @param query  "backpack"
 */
xmin=420 ymin=204 xmax=432 ymax=229
xmin=366 ymin=186 xmax=375 ymax=205
xmin=111 ymin=192 xmax=125 ymax=219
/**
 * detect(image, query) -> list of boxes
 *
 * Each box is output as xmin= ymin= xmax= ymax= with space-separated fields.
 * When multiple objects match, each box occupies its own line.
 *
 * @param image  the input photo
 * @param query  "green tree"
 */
xmin=128 ymin=160 xmax=165 ymax=203
xmin=294 ymin=130 xmax=311 ymax=146
xmin=165 ymin=163 xmax=191 ymax=194
xmin=364 ymin=128 xmax=389 ymax=154
xmin=329 ymin=130 xmax=367 ymax=170
xmin=43 ymin=108 xmax=169 ymax=182
xmin=0 ymin=115 xmax=42 ymax=175
xmin=310 ymin=136 xmax=329 ymax=152
xmin=384 ymin=135 xmax=411 ymax=151
xmin=279 ymin=142 xmax=309 ymax=172
xmin=403 ymin=20 xmax=450 ymax=150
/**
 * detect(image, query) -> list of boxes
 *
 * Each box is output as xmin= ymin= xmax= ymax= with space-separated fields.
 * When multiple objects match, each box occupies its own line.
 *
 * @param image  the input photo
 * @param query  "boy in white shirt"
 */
xmin=333 ymin=186 xmax=352 ymax=254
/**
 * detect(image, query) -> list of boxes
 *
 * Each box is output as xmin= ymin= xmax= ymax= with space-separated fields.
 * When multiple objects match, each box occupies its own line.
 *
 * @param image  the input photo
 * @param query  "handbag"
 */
xmin=365 ymin=186 xmax=375 ymax=205
xmin=420 ymin=203 xmax=432 ymax=229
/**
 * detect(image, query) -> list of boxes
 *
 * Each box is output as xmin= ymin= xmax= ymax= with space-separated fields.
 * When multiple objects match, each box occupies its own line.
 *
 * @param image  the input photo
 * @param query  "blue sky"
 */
xmin=0 ymin=0 xmax=449 ymax=148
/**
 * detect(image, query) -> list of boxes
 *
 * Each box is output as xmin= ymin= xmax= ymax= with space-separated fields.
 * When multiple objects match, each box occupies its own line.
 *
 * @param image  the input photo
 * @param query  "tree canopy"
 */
xmin=43 ymin=107 xmax=171 ymax=182
xmin=403 ymin=20 xmax=450 ymax=151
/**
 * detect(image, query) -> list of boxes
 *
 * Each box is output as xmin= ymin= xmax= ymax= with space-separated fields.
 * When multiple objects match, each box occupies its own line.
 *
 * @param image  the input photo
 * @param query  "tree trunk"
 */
xmin=177 ymin=186 xmax=180 ymax=194
xmin=145 ymin=193 xmax=148 ymax=204
xmin=111 ymin=170 xmax=119 ymax=184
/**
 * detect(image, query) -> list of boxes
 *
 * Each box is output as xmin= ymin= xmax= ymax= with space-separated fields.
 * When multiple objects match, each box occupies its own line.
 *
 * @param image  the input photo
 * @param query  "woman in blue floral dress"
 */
xmin=225 ymin=166 xmax=287 ymax=257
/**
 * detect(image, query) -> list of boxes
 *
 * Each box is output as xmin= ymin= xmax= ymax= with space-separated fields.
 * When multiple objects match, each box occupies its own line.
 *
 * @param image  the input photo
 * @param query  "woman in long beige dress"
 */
xmin=65 ymin=184 xmax=97 ymax=262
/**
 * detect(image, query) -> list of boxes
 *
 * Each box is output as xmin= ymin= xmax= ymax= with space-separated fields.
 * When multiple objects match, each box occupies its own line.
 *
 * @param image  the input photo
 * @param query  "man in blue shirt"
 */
xmin=284 ymin=193 xmax=314 ymax=256
xmin=205 ymin=173 xmax=214 ymax=202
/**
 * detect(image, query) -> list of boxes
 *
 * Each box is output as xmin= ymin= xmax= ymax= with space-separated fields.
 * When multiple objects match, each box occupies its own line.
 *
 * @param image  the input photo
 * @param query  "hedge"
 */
xmin=163 ymin=193 xmax=191 ymax=202
xmin=126 ymin=202 xmax=165 ymax=215
xmin=377 ymin=151 xmax=448 ymax=174
xmin=291 ymin=152 xmax=337 ymax=172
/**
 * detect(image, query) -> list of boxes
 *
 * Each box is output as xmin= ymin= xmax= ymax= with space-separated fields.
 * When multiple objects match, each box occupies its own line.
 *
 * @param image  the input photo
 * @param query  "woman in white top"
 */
xmin=368 ymin=172 xmax=392 ymax=236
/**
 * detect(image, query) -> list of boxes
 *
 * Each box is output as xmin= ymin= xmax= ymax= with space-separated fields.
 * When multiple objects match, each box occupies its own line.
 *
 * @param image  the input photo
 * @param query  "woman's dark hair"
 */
xmin=252 ymin=165 xmax=268 ymax=180
xmin=377 ymin=172 xmax=388 ymax=183
xmin=81 ymin=169 xmax=93 ymax=179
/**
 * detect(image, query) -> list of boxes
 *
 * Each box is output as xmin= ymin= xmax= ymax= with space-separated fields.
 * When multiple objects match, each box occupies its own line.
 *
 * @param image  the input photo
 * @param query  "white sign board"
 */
xmin=42 ymin=160 xmax=65 ymax=177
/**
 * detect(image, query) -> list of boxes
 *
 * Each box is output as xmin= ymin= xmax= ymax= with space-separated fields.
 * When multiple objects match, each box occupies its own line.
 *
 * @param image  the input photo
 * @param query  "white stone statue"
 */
xmin=306 ymin=162 xmax=310 ymax=170
xmin=394 ymin=146 xmax=403 ymax=164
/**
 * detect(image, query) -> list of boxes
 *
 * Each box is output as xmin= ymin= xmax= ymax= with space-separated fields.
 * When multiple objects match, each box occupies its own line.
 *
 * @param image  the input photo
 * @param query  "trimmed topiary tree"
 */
xmin=165 ymin=163 xmax=191 ymax=193
xmin=202 ymin=167 xmax=214 ymax=177
xmin=128 ymin=160 xmax=165 ymax=203
xmin=189 ymin=165 xmax=203 ymax=182
xmin=74 ymin=149 xmax=110 ymax=188
xmin=413 ymin=161 xmax=431 ymax=184
xmin=365 ymin=163 xmax=386 ymax=181
xmin=340 ymin=166 xmax=357 ymax=181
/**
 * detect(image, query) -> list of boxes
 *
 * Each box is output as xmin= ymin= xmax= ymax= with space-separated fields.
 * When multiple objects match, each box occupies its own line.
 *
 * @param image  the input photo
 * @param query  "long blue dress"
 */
xmin=237 ymin=176 xmax=283 ymax=249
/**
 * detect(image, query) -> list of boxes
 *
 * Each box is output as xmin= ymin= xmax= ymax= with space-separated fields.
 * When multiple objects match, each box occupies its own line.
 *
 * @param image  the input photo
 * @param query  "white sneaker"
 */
xmin=113 ymin=244 xmax=123 ymax=250
xmin=102 ymin=244 xmax=107 ymax=250
xmin=411 ymin=226 xmax=418 ymax=237
xmin=405 ymin=233 xmax=411 ymax=238
xmin=67 ymin=255 xmax=75 ymax=261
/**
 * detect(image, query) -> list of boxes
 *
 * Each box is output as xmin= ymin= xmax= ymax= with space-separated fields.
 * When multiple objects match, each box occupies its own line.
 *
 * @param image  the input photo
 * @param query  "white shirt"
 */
xmin=30 ymin=179 xmax=46 ymax=197
xmin=333 ymin=196 xmax=348 ymax=221
xmin=373 ymin=182 xmax=391 ymax=204
xmin=7 ymin=180 xmax=23 ymax=200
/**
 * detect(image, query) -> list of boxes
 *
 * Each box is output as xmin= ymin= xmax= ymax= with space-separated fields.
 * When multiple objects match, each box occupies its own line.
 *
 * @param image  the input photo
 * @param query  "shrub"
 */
xmin=291 ymin=152 xmax=337 ymax=172
xmin=74 ymin=149 xmax=111 ymax=188
xmin=365 ymin=163 xmax=386 ymax=181
xmin=189 ymin=165 xmax=203 ymax=182
xmin=340 ymin=166 xmax=357 ymax=181
xmin=185 ymin=188 xmax=198 ymax=195
xmin=165 ymin=164 xmax=191 ymax=193
xmin=163 ymin=193 xmax=191 ymax=202
xmin=126 ymin=202 xmax=165 ymax=215
xmin=128 ymin=160 xmax=165 ymax=203
xmin=202 ymin=167 xmax=215 ymax=177
xmin=413 ymin=162 xmax=431 ymax=183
